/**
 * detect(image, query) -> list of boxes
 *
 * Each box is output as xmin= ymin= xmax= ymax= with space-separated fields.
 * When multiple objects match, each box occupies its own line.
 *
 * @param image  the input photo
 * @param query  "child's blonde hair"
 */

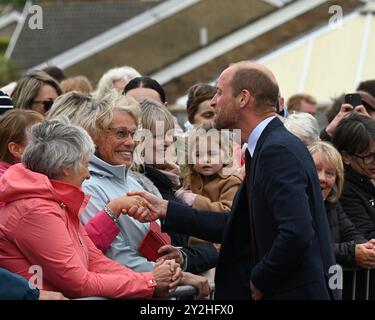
xmin=132 ymin=98 xmax=175 ymax=170
xmin=183 ymin=122 xmax=234 ymax=188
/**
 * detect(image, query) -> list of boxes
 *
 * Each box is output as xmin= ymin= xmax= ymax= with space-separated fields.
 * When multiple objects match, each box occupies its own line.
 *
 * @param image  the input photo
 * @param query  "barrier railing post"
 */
xmin=352 ymin=268 xmax=357 ymax=300
xmin=365 ymin=269 xmax=370 ymax=300
xmin=209 ymin=283 xmax=215 ymax=300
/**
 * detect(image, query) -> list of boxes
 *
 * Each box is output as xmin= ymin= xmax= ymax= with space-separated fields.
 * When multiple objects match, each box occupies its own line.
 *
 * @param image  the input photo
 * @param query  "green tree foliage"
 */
xmin=0 ymin=1 xmax=23 ymax=86
xmin=0 ymin=56 xmax=19 ymax=87
xmin=0 ymin=1 xmax=26 ymax=5
xmin=0 ymin=37 xmax=9 ymax=55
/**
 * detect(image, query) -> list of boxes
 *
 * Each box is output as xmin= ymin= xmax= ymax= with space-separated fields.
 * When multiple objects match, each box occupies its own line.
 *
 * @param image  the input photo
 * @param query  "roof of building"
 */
xmin=9 ymin=1 xmax=160 ymax=70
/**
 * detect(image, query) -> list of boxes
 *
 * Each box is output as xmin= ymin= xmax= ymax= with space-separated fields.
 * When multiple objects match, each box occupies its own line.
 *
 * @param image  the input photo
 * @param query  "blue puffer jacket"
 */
xmin=0 ymin=268 xmax=39 ymax=300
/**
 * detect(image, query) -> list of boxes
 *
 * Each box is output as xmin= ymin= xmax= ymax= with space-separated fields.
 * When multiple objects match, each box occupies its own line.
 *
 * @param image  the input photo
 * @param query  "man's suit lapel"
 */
xmin=250 ymin=117 xmax=283 ymax=186
xmin=224 ymin=117 xmax=283 ymax=242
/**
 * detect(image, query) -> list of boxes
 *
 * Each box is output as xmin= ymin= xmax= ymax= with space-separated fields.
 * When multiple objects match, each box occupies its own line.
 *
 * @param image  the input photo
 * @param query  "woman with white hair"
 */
xmin=94 ymin=66 xmax=141 ymax=100
xmin=284 ymin=112 xmax=320 ymax=146
xmin=0 ymin=117 xmax=181 ymax=299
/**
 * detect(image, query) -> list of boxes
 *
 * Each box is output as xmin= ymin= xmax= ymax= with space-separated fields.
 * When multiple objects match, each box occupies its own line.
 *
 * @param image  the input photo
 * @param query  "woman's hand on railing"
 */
xmin=152 ymin=259 xmax=182 ymax=298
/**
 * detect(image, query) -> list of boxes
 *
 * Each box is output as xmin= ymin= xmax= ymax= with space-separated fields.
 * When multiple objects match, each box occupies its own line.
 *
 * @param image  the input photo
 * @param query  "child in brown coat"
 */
xmin=176 ymin=123 xmax=243 ymax=245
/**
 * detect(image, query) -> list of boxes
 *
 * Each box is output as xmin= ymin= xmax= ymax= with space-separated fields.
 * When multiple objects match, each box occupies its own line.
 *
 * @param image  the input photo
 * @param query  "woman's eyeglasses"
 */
xmin=32 ymin=100 xmax=54 ymax=112
xmin=107 ymin=127 xmax=137 ymax=140
xmin=353 ymin=153 xmax=375 ymax=165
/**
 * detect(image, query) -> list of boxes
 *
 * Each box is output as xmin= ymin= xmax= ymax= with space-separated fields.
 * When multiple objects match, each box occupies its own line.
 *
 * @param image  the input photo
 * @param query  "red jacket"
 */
xmin=0 ymin=162 xmax=11 ymax=209
xmin=0 ymin=164 xmax=156 ymax=299
xmin=0 ymin=161 xmax=118 ymax=252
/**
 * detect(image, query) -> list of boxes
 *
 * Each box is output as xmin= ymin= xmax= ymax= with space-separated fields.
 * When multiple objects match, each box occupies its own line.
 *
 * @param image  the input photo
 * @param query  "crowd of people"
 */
xmin=0 ymin=61 xmax=375 ymax=300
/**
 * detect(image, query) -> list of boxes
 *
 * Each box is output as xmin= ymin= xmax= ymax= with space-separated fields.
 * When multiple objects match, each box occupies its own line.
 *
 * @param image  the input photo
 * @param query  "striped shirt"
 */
xmin=0 ymin=90 xmax=13 ymax=116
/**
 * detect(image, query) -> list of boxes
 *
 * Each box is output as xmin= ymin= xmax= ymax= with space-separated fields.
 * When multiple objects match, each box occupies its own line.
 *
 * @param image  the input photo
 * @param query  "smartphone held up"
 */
xmin=344 ymin=93 xmax=362 ymax=108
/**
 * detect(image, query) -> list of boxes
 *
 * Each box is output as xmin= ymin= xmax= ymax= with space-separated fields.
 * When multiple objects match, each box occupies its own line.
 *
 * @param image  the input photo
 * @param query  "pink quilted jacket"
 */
xmin=0 ymin=164 xmax=156 ymax=299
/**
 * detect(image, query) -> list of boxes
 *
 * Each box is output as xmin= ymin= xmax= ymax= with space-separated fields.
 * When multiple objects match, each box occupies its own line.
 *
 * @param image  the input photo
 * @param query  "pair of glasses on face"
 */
xmin=353 ymin=153 xmax=375 ymax=165
xmin=107 ymin=127 xmax=137 ymax=140
xmin=32 ymin=100 xmax=54 ymax=112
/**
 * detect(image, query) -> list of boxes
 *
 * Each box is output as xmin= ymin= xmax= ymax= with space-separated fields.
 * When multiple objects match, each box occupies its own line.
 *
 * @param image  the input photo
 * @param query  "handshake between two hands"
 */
xmin=122 ymin=190 xmax=168 ymax=222
xmin=108 ymin=191 xmax=211 ymax=299
xmin=105 ymin=190 xmax=167 ymax=223
xmin=107 ymin=189 xmax=197 ymax=223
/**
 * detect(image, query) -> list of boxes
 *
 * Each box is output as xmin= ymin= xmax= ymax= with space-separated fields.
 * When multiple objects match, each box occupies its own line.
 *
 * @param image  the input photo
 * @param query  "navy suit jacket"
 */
xmin=164 ymin=118 xmax=340 ymax=300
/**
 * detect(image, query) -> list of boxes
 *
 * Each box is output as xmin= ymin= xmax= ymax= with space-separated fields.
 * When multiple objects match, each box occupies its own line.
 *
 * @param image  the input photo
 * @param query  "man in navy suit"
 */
xmin=128 ymin=61 xmax=340 ymax=300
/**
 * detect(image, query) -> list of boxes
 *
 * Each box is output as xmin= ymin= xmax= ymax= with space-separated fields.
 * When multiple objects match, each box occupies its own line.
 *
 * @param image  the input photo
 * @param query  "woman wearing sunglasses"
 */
xmin=11 ymin=70 xmax=63 ymax=115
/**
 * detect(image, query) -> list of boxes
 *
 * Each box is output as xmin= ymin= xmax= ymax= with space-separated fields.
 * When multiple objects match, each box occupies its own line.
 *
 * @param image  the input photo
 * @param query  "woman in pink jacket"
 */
xmin=0 ymin=117 xmax=181 ymax=299
xmin=0 ymin=106 xmax=128 ymax=253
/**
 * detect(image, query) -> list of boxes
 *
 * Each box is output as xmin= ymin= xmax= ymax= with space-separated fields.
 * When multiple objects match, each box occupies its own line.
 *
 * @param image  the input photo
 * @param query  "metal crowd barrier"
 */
xmin=343 ymin=267 xmax=372 ymax=300
xmin=165 ymin=283 xmax=215 ymax=300
xmin=165 ymin=285 xmax=198 ymax=300
xmin=74 ymin=284 xmax=216 ymax=300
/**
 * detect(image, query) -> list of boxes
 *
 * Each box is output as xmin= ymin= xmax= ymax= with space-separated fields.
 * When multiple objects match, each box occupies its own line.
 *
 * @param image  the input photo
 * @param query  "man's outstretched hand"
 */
xmin=126 ymin=190 xmax=169 ymax=222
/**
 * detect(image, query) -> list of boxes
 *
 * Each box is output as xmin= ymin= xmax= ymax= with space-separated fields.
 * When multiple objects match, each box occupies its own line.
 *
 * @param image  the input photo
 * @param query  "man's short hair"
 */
xmin=287 ymin=93 xmax=317 ymax=113
xmin=230 ymin=68 xmax=279 ymax=110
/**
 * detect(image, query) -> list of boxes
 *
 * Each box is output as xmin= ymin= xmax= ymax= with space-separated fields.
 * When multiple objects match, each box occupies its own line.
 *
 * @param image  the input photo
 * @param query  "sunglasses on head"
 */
xmin=32 ymin=100 xmax=54 ymax=111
